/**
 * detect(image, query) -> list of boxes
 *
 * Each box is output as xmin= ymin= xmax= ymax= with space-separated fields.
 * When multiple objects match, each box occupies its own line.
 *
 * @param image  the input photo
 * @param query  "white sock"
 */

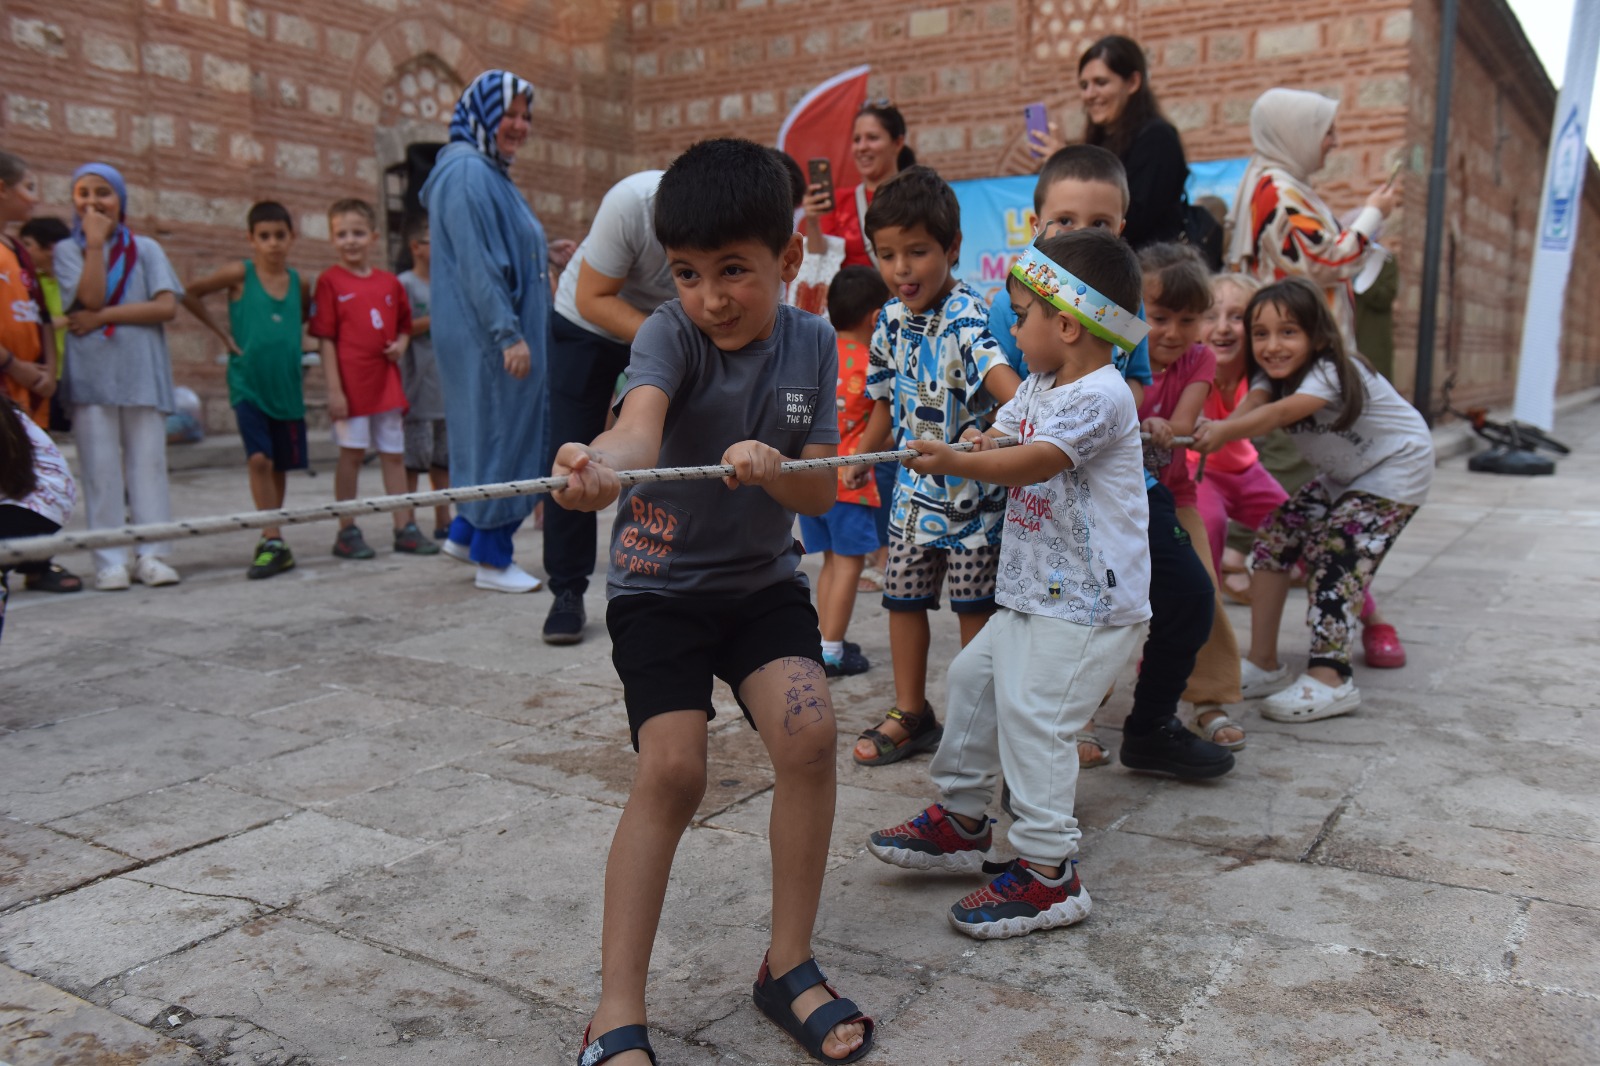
xmin=821 ymin=640 xmax=844 ymax=663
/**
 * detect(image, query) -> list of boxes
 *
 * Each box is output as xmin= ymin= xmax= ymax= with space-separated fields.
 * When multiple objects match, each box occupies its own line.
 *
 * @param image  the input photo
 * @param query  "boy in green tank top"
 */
xmin=181 ymin=201 xmax=312 ymax=580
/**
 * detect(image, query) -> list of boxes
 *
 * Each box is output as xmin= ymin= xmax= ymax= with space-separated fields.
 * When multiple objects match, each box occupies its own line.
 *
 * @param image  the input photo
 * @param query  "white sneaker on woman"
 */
xmin=96 ymin=565 xmax=131 ymax=591
xmin=133 ymin=556 xmax=181 ymax=587
xmin=1261 ymin=674 xmax=1360 ymax=723
xmin=475 ymin=562 xmax=542 ymax=593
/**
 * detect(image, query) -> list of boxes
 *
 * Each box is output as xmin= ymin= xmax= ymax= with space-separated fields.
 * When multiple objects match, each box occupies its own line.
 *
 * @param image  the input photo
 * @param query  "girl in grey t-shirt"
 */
xmin=54 ymin=163 xmax=184 ymax=589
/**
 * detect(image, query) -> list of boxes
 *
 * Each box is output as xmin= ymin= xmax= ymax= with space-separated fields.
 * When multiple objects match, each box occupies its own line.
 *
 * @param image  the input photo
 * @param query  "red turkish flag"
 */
xmin=776 ymin=65 xmax=871 ymax=191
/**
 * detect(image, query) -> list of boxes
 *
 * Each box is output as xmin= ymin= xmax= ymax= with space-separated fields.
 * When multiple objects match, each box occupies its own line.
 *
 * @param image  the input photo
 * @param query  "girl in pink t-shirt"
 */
xmin=1138 ymin=244 xmax=1245 ymax=750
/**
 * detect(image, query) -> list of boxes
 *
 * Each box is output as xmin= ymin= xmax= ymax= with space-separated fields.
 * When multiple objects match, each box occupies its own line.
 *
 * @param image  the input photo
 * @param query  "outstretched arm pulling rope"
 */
xmin=0 ymin=434 xmax=1193 ymax=566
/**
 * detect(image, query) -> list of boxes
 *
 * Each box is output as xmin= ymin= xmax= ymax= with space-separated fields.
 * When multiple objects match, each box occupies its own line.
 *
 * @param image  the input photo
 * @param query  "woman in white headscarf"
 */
xmin=1226 ymin=88 xmax=1398 ymax=346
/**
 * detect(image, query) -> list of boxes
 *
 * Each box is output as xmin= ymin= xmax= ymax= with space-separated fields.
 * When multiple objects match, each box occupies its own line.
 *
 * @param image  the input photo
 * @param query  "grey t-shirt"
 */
xmin=398 ymin=270 xmax=443 ymax=421
xmin=1254 ymin=360 xmax=1434 ymax=506
xmin=607 ymin=301 xmax=840 ymax=599
xmin=552 ymin=170 xmax=675 ymax=342
xmin=55 ymin=235 xmax=183 ymax=412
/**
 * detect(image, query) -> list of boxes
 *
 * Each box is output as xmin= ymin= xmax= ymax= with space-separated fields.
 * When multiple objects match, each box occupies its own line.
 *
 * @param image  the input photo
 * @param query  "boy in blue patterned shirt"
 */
xmin=853 ymin=166 xmax=1022 ymax=767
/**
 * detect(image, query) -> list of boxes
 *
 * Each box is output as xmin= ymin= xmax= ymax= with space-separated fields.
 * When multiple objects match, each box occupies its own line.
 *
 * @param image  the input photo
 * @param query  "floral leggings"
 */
xmin=1251 ymin=479 xmax=1417 ymax=677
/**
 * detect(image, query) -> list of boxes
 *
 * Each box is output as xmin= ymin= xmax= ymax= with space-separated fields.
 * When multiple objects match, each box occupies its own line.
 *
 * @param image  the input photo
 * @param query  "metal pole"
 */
xmin=1413 ymin=0 xmax=1459 ymax=425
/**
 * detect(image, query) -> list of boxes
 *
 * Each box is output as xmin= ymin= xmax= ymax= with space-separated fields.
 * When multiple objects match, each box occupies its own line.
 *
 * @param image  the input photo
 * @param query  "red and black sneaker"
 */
xmin=948 ymin=858 xmax=1091 ymax=940
xmin=867 ymin=804 xmax=994 ymax=873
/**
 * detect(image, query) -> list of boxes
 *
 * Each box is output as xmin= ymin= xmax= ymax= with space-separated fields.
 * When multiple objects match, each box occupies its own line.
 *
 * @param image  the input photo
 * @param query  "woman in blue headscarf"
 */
xmin=423 ymin=70 xmax=574 ymax=593
xmin=54 ymin=162 xmax=185 ymax=591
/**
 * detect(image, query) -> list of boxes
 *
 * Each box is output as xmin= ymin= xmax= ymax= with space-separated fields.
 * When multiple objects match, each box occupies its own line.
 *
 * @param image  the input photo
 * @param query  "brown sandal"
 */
xmin=853 ymin=702 xmax=942 ymax=766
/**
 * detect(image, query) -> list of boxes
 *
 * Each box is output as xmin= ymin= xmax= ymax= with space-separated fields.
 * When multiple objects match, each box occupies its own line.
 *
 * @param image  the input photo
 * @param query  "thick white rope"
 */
xmin=0 ymin=433 xmax=1193 ymax=566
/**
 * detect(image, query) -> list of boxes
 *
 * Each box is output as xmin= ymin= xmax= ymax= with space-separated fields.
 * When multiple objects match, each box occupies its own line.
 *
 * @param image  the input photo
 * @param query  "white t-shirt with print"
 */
xmin=992 ymin=365 xmax=1151 ymax=626
xmin=1255 ymin=360 xmax=1434 ymax=506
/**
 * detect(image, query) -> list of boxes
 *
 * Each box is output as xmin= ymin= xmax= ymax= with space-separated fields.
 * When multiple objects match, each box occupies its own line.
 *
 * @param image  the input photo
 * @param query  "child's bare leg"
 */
xmin=956 ymin=607 xmax=992 ymax=647
xmin=378 ymin=453 xmax=414 ymax=530
xmin=334 ymin=447 xmax=364 ymax=530
xmin=853 ymin=608 xmax=929 ymax=759
xmin=1247 ymin=568 xmax=1293 ymax=671
xmin=429 ymin=465 xmax=451 ymax=531
xmin=247 ymin=453 xmax=284 ymax=540
xmin=741 ymin=658 xmax=866 ymax=1062
xmin=818 ymin=553 xmax=865 ymax=643
xmin=588 ymin=711 xmax=708 ymax=1064
xmin=405 ymin=469 xmax=420 ymax=494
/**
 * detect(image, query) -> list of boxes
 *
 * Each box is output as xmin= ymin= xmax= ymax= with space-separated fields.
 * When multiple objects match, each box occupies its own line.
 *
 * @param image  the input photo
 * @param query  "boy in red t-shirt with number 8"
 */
xmin=309 ymin=198 xmax=437 ymax=559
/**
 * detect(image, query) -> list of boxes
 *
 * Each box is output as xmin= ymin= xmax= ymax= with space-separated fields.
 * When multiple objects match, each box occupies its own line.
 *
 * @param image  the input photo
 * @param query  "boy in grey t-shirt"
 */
xmin=397 ymin=216 xmax=450 ymax=537
xmin=552 ymin=140 xmax=874 ymax=1066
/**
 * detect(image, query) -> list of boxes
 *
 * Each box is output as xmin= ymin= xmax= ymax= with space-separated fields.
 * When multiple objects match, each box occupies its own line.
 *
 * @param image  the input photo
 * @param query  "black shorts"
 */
xmin=607 ymin=580 xmax=823 ymax=750
xmin=234 ymin=400 xmax=308 ymax=472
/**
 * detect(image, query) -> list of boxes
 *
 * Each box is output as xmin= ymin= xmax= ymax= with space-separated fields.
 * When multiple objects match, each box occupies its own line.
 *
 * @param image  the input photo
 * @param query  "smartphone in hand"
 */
xmin=1024 ymin=102 xmax=1049 ymax=154
xmin=808 ymin=158 xmax=834 ymax=210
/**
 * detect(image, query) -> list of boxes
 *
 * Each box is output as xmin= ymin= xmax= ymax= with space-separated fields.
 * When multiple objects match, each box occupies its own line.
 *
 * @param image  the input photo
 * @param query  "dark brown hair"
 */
xmin=0 ymin=400 xmax=38 ymax=501
xmin=1242 ymin=277 xmax=1367 ymax=431
xmin=1033 ymin=145 xmax=1129 ymax=214
xmin=827 ymin=264 xmax=891 ymax=331
xmin=1138 ymin=242 xmax=1213 ymax=314
xmin=1078 ymin=36 xmax=1165 ymax=158
xmin=863 ymin=165 xmax=959 ymax=250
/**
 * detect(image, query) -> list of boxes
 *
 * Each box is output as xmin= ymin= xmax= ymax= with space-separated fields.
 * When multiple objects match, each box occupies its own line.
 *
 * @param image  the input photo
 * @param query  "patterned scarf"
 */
xmin=70 ymin=162 xmax=138 ymax=338
xmin=448 ymin=70 xmax=536 ymax=173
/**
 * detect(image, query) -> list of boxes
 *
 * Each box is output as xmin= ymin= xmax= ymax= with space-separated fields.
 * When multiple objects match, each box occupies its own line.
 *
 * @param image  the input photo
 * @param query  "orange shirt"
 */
xmin=1189 ymin=375 xmax=1259 ymax=477
xmin=834 ymin=338 xmax=879 ymax=507
xmin=0 ymin=239 xmax=47 ymax=426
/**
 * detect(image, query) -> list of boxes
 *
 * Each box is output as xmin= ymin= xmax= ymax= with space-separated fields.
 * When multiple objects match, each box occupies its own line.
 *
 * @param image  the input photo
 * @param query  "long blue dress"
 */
xmin=420 ymin=142 xmax=550 ymax=560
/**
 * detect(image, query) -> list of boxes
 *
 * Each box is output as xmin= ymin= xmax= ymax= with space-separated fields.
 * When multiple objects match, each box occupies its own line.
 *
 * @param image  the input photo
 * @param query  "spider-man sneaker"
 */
xmin=867 ymin=804 xmax=994 ymax=873
xmin=948 ymin=858 xmax=1091 ymax=939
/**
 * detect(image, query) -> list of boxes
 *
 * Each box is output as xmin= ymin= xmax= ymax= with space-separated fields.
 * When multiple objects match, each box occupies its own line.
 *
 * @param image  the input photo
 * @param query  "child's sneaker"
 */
xmin=247 ymin=538 xmax=296 ymax=580
xmin=948 ymin=858 xmax=1091 ymax=940
xmin=823 ymin=644 xmax=870 ymax=678
xmin=867 ymin=804 xmax=994 ymax=873
xmin=333 ymin=526 xmax=375 ymax=559
xmin=394 ymin=522 xmax=441 ymax=555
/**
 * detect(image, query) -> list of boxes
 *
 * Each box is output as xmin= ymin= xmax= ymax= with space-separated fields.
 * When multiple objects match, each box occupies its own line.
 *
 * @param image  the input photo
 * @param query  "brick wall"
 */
xmin=4 ymin=0 xmax=1596 ymax=425
xmin=3 ymin=0 xmax=636 ymax=429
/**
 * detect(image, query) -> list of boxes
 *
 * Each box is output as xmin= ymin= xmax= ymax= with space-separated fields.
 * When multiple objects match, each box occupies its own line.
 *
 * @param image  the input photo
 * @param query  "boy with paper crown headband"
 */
xmin=865 ymin=228 xmax=1154 ymax=939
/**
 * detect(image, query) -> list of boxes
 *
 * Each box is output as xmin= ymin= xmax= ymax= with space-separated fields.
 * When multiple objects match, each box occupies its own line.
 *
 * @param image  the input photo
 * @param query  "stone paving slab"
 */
xmin=1 ymin=403 xmax=1598 ymax=1063
xmin=0 ymin=962 xmax=200 ymax=1066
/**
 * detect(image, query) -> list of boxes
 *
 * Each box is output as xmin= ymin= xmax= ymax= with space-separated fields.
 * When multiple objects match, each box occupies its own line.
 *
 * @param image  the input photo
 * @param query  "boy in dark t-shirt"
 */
xmin=552 ymin=139 xmax=873 ymax=1066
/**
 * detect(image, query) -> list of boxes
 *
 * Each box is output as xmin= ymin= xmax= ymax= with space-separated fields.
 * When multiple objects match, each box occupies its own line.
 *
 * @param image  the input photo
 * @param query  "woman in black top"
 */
xmin=1034 ymin=35 xmax=1188 ymax=249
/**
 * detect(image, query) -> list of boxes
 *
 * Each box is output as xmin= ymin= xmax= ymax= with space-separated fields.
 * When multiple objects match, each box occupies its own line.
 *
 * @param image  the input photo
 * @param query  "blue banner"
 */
xmin=950 ymin=158 xmax=1249 ymax=303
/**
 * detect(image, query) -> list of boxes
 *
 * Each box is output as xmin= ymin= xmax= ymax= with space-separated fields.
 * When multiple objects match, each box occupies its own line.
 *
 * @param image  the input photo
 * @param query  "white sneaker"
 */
xmin=96 ymin=565 xmax=131 ymax=591
xmin=475 ymin=562 xmax=543 ymax=593
xmin=1261 ymin=674 xmax=1361 ymax=723
xmin=1239 ymin=657 xmax=1291 ymax=699
xmin=133 ymin=556 xmax=181 ymax=587
xmin=442 ymin=539 xmax=472 ymax=563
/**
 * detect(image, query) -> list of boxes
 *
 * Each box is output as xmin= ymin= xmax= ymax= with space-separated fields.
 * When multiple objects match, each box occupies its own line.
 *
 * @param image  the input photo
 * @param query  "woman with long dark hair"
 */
xmin=802 ymin=102 xmax=916 ymax=269
xmin=1032 ymin=36 xmax=1188 ymax=249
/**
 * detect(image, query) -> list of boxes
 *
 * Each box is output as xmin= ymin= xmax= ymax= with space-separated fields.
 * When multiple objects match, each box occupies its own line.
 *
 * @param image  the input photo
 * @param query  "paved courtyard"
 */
xmin=3 ymin=405 xmax=1599 ymax=1066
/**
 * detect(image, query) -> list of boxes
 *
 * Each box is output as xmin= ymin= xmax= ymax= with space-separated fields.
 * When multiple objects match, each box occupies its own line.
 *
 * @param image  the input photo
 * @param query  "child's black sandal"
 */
xmin=853 ymin=702 xmax=941 ymax=766
xmin=752 ymin=954 xmax=875 ymax=1063
xmin=577 ymin=1023 xmax=657 ymax=1065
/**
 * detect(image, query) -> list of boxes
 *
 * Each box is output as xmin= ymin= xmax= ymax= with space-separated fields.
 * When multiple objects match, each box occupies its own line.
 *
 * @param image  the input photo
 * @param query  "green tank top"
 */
xmin=227 ymin=261 xmax=305 ymax=420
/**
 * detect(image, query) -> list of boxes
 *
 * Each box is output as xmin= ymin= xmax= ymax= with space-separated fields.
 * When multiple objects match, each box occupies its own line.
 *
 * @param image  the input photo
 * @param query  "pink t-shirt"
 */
xmin=1188 ymin=376 xmax=1259 ymax=477
xmin=1139 ymin=342 xmax=1214 ymax=508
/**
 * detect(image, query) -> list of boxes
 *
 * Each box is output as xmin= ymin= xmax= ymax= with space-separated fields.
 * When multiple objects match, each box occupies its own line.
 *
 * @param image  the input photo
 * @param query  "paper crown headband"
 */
xmin=1009 ymin=245 xmax=1150 ymax=351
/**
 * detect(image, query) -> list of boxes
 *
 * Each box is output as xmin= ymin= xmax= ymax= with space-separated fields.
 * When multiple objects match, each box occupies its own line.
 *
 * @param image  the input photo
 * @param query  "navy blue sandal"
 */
xmin=752 ymin=954 xmax=874 ymax=1063
xmin=578 ymin=1024 xmax=657 ymax=1065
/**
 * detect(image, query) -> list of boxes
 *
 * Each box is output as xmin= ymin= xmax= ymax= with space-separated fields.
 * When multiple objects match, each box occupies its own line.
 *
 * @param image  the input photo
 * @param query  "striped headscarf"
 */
xmin=448 ymin=70 xmax=535 ymax=172
xmin=69 ymin=162 xmax=138 ymax=338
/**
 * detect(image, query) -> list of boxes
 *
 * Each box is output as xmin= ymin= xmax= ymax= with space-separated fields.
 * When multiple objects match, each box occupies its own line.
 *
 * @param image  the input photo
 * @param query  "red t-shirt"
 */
xmin=1139 ymin=342 xmax=1215 ymax=509
xmin=834 ymin=338 xmax=880 ymax=508
xmin=820 ymin=184 xmax=875 ymax=269
xmin=309 ymin=266 xmax=411 ymax=417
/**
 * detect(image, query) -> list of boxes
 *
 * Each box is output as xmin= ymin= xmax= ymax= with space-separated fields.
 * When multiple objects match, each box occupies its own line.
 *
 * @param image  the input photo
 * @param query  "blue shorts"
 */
xmin=234 ymin=400 xmax=308 ymax=472
xmin=799 ymin=501 xmax=880 ymax=557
